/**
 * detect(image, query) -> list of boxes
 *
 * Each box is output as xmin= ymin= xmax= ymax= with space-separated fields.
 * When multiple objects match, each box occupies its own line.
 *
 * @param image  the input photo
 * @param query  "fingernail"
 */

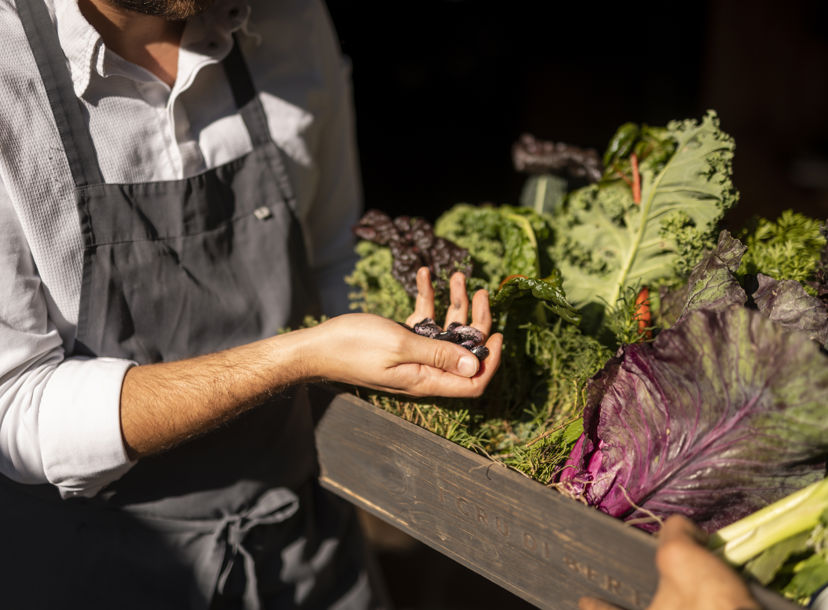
xmin=458 ymin=355 xmax=478 ymax=377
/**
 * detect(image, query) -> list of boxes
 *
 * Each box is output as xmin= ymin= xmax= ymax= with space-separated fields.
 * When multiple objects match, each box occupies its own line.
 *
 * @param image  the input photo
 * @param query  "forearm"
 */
xmin=120 ymin=328 xmax=314 ymax=459
xmin=121 ymin=294 xmax=502 ymax=460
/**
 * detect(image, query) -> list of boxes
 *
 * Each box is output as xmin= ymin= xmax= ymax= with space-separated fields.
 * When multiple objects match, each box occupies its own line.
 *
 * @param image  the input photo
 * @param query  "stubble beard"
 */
xmin=104 ymin=0 xmax=215 ymax=20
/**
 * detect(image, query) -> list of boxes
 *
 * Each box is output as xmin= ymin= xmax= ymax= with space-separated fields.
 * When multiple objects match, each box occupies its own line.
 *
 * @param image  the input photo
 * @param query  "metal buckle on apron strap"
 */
xmin=253 ymin=206 xmax=273 ymax=220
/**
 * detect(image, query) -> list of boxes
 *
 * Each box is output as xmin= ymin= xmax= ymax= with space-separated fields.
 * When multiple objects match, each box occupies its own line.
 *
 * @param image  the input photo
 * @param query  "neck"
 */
xmin=78 ymin=0 xmax=185 ymax=87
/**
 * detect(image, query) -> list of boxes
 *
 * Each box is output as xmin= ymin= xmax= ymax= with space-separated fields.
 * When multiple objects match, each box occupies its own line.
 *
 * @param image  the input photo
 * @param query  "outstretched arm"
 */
xmin=120 ymin=268 xmax=502 ymax=458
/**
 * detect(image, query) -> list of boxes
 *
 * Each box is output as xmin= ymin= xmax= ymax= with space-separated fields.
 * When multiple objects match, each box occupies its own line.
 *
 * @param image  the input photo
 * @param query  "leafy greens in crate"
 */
xmin=345 ymin=110 xmax=828 ymax=604
xmin=347 ymin=111 xmax=738 ymax=463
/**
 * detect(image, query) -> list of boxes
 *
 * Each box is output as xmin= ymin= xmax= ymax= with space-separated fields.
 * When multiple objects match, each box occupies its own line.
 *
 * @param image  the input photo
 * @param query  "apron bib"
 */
xmin=0 ymin=2 xmax=371 ymax=608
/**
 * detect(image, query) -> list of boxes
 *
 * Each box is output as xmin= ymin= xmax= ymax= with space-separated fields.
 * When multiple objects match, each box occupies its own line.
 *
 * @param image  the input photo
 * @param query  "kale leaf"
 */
xmin=551 ymin=111 xmax=738 ymax=311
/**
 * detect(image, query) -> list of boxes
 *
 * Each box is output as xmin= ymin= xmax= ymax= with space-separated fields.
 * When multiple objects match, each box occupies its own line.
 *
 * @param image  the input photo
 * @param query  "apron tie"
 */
xmin=196 ymin=487 xmax=300 ymax=610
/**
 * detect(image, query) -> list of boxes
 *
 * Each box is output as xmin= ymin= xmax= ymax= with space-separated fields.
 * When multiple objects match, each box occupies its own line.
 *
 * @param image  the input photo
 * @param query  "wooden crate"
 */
xmin=310 ymin=384 xmax=800 ymax=610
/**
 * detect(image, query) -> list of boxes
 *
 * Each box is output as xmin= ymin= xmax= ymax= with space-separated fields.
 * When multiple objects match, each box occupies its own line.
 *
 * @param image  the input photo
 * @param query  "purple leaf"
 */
xmin=558 ymin=306 xmax=828 ymax=533
xmin=753 ymin=273 xmax=828 ymax=348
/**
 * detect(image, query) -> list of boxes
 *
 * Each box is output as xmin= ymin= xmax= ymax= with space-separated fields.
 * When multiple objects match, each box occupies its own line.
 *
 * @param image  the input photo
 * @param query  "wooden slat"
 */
xmin=310 ymin=385 xmax=799 ymax=610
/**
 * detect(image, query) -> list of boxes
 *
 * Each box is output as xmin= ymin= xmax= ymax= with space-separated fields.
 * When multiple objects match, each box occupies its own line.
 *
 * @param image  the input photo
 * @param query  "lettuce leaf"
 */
xmin=558 ymin=305 xmax=828 ymax=533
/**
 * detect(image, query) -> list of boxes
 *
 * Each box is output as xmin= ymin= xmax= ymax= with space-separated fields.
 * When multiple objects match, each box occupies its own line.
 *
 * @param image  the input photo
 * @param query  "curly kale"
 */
xmin=434 ymin=203 xmax=558 ymax=292
xmin=738 ymin=210 xmax=827 ymax=296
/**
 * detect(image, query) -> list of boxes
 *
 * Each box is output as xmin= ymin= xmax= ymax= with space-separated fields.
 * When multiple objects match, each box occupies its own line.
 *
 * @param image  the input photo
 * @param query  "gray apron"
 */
xmin=0 ymin=2 xmax=371 ymax=609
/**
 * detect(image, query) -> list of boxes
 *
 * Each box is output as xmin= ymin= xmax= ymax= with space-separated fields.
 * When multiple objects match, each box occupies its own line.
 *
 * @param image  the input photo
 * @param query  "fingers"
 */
xmin=404 ymin=268 xmax=494 ymax=352
xmin=445 ymin=274 xmax=493 ymax=339
xmin=317 ymin=312 xmax=503 ymax=399
xmin=444 ymin=271 xmax=469 ymax=327
xmin=392 ymin=331 xmax=503 ymax=398
xmin=479 ymin=332 xmax=503 ymax=377
xmin=651 ymin=515 xmax=760 ymax=610
xmin=655 ymin=515 xmax=711 ymax=579
xmin=405 ymin=267 xmax=435 ymax=327
xmin=657 ymin=514 xmax=708 ymax=546
xmin=422 ymin=331 xmax=502 ymax=396
xmin=470 ymin=288 xmax=492 ymax=336
xmin=406 ymin=332 xmax=481 ymax=378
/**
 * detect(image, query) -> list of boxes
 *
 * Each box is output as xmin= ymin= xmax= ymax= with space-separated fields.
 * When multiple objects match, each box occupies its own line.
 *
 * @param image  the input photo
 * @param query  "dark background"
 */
xmin=323 ymin=2 xmax=828 ymax=608
xmin=326 ymin=0 xmax=828 ymax=230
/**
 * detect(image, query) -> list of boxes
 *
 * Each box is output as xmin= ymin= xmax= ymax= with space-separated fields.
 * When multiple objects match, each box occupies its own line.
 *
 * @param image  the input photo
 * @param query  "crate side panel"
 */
xmin=313 ymin=390 xmax=658 ymax=609
xmin=312 ymin=388 xmax=801 ymax=610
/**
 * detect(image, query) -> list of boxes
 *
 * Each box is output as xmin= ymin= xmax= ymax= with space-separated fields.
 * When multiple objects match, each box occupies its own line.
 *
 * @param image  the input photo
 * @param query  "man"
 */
xmin=0 ymin=0 xmax=502 ymax=608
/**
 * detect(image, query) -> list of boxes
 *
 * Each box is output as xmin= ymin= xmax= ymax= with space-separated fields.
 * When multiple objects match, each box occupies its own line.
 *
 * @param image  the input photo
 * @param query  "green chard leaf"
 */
xmin=781 ymin=553 xmax=828 ymax=604
xmin=552 ymin=111 xmax=738 ymax=311
xmin=743 ymin=529 xmax=813 ymax=586
xmin=602 ymin=122 xmax=639 ymax=168
xmin=491 ymin=273 xmax=580 ymax=324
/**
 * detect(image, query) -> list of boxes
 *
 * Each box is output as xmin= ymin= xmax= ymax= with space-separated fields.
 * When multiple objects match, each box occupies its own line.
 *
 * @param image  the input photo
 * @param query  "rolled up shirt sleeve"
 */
xmin=0 ymin=188 xmax=135 ymax=499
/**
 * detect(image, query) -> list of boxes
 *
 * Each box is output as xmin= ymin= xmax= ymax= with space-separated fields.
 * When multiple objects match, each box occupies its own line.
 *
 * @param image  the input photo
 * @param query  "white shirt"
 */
xmin=0 ymin=0 xmax=362 ymax=497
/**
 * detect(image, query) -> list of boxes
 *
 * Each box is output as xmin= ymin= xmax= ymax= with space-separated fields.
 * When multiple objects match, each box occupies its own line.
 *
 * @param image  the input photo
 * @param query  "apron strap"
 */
xmin=223 ymin=36 xmax=298 ymax=208
xmin=15 ymin=0 xmax=104 ymax=187
xmin=223 ymin=36 xmax=270 ymax=149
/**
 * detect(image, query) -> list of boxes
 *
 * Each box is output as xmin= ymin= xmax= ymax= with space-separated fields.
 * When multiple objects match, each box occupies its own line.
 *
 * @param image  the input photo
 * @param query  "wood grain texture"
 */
xmin=310 ymin=385 xmax=799 ymax=610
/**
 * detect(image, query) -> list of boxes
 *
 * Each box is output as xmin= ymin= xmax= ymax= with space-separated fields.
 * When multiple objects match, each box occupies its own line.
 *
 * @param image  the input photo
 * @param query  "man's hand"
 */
xmin=121 ymin=267 xmax=501 ymax=458
xmin=578 ymin=515 xmax=760 ymax=610
xmin=305 ymin=267 xmax=502 ymax=397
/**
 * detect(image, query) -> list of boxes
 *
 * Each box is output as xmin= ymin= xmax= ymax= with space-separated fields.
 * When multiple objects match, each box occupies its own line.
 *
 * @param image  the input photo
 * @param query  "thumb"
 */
xmin=410 ymin=335 xmax=480 ymax=378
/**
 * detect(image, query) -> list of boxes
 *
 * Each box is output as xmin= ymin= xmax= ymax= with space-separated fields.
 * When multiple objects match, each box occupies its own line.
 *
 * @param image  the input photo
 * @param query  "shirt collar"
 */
xmin=54 ymin=0 xmax=252 ymax=98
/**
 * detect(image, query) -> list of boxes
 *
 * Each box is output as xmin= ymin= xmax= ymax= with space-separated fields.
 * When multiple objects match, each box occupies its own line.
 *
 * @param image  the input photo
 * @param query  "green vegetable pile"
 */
xmin=345 ymin=110 xmax=828 ymax=604
xmin=347 ymin=111 xmax=740 ymax=474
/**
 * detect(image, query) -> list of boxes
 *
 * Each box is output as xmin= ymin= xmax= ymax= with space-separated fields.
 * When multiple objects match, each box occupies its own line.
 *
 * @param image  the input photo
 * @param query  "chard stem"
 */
xmin=708 ymin=478 xmax=828 ymax=566
xmin=631 ymin=153 xmax=641 ymax=204
xmin=535 ymin=176 xmax=548 ymax=215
